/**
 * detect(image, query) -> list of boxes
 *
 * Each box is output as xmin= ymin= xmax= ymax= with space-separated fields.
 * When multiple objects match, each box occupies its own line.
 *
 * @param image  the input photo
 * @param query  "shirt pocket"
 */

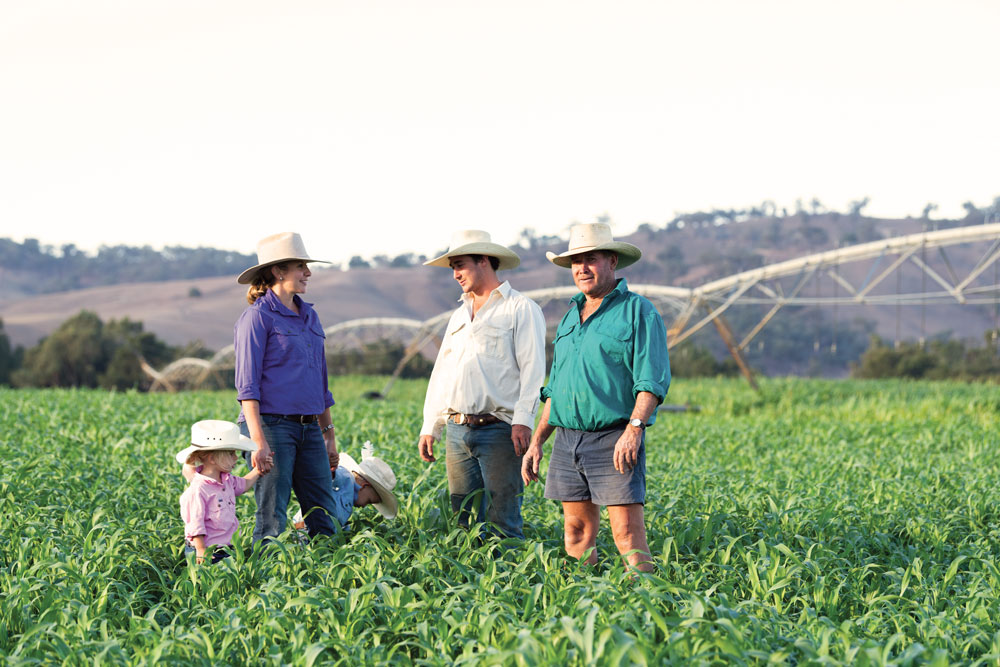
xmin=474 ymin=324 xmax=512 ymax=360
xmin=272 ymin=325 xmax=301 ymax=361
xmin=592 ymin=320 xmax=632 ymax=362
xmin=442 ymin=322 xmax=467 ymax=361
xmin=308 ymin=324 xmax=327 ymax=368
xmin=550 ymin=324 xmax=577 ymax=373
xmin=206 ymin=497 xmax=227 ymax=525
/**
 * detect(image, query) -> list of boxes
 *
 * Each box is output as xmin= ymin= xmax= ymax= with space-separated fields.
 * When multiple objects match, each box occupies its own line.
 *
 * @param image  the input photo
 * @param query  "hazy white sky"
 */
xmin=1 ymin=0 xmax=997 ymax=266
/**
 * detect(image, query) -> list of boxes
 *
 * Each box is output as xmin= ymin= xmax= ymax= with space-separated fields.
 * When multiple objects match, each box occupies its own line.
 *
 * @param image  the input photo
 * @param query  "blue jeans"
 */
xmin=241 ymin=417 xmax=338 ymax=541
xmin=445 ymin=421 xmax=524 ymax=539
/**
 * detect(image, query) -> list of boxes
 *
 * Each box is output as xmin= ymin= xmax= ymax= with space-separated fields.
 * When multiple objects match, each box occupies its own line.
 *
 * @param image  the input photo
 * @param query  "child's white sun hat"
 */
xmin=339 ymin=448 xmax=399 ymax=520
xmin=175 ymin=420 xmax=256 ymax=464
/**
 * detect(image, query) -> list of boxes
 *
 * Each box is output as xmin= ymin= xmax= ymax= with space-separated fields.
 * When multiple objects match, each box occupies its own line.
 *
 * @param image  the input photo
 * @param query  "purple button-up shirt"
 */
xmin=234 ymin=289 xmax=335 ymax=419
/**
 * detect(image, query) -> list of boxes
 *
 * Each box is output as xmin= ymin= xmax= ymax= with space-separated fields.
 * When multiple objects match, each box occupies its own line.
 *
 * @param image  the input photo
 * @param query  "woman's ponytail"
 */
xmin=245 ymin=263 xmax=286 ymax=304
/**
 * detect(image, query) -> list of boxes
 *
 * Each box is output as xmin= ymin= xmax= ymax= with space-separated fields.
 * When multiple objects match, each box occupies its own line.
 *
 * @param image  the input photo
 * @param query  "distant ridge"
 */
xmin=3 ymin=207 xmax=998 ymax=360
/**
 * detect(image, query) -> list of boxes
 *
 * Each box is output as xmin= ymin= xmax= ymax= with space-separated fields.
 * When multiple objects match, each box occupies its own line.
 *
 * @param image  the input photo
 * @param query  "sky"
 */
xmin=1 ymin=0 xmax=998 ymax=267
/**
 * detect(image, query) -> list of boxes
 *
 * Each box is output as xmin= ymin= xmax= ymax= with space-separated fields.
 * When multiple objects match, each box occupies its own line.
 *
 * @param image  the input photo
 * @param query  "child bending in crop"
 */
xmin=177 ymin=420 xmax=268 ymax=564
xmin=292 ymin=441 xmax=400 ymax=534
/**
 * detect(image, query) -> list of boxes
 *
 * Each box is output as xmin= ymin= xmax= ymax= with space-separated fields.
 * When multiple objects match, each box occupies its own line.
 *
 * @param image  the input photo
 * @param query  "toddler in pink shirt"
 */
xmin=177 ymin=420 xmax=268 ymax=564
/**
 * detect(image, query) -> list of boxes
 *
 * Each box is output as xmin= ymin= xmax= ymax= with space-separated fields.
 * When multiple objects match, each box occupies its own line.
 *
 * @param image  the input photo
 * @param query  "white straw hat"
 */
xmin=424 ymin=230 xmax=521 ymax=271
xmin=339 ymin=451 xmax=399 ymax=520
xmin=546 ymin=223 xmax=642 ymax=269
xmin=237 ymin=232 xmax=331 ymax=284
xmin=175 ymin=420 xmax=255 ymax=464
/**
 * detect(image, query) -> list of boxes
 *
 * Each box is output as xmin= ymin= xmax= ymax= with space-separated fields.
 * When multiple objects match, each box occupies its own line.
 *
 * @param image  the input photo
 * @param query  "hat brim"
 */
xmin=546 ymin=242 xmax=642 ymax=269
xmin=424 ymin=243 xmax=520 ymax=271
xmin=175 ymin=434 xmax=255 ymax=465
xmin=339 ymin=454 xmax=399 ymax=520
xmin=237 ymin=257 xmax=332 ymax=285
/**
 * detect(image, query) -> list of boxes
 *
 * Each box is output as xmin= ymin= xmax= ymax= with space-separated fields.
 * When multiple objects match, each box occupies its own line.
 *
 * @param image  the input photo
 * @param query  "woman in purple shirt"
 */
xmin=234 ymin=232 xmax=341 ymax=542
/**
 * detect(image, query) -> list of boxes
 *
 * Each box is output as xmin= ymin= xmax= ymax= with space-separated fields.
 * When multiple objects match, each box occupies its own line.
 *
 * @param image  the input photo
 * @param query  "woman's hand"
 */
xmin=252 ymin=439 xmax=273 ymax=474
xmin=241 ymin=400 xmax=273 ymax=474
xmin=324 ymin=427 xmax=339 ymax=471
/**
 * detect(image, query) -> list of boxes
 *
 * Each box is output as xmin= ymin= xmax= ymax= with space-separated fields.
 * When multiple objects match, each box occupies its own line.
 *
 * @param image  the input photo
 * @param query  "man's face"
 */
xmin=571 ymin=250 xmax=618 ymax=298
xmin=449 ymin=254 xmax=490 ymax=294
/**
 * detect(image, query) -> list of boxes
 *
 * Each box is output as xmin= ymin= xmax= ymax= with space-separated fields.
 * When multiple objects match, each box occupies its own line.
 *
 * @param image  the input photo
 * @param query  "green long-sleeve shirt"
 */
xmin=541 ymin=279 xmax=671 ymax=431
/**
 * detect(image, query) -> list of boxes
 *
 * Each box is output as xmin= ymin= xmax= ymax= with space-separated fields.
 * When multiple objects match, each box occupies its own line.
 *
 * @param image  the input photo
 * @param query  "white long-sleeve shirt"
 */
xmin=420 ymin=281 xmax=547 ymax=440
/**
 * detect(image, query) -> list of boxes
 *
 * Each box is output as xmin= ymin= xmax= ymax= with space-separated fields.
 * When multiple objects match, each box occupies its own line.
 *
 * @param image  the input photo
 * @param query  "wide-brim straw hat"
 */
xmin=175 ymin=420 xmax=255 ymax=464
xmin=424 ymin=230 xmax=520 ymax=271
xmin=546 ymin=223 xmax=642 ymax=269
xmin=339 ymin=453 xmax=399 ymax=520
xmin=237 ymin=232 xmax=331 ymax=284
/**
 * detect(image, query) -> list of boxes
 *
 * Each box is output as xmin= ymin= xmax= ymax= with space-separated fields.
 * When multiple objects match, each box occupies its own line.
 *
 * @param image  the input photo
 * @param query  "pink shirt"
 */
xmin=179 ymin=469 xmax=249 ymax=547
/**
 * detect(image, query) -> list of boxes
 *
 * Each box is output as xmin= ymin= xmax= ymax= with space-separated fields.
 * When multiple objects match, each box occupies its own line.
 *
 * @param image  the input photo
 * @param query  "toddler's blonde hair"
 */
xmin=185 ymin=449 xmax=238 ymax=467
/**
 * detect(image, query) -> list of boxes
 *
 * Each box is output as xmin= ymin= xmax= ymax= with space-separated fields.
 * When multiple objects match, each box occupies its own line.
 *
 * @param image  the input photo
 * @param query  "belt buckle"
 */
xmin=451 ymin=413 xmax=467 ymax=425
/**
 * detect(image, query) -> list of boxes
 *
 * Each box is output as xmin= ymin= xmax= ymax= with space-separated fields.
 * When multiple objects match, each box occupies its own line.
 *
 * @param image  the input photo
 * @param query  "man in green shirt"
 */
xmin=522 ymin=223 xmax=670 ymax=572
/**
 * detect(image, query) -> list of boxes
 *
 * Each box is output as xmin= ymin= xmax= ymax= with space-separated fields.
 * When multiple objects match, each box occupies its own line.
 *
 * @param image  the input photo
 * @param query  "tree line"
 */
xmin=0 ymin=313 xmax=432 ymax=390
xmin=2 ymin=312 xmax=998 ymax=390
xmin=1 ymin=239 xmax=257 ymax=296
xmin=5 ymin=196 xmax=998 ymax=295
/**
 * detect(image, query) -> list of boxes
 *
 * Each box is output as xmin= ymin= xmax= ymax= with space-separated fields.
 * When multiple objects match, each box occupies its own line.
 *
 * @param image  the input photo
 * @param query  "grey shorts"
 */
xmin=543 ymin=425 xmax=646 ymax=506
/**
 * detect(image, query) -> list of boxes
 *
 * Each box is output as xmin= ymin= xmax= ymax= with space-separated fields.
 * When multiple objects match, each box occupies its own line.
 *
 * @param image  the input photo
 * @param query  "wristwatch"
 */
xmin=628 ymin=418 xmax=646 ymax=430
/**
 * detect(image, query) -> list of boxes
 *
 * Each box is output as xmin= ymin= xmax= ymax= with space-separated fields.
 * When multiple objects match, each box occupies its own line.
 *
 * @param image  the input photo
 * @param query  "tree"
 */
xmin=961 ymin=201 xmax=985 ymax=225
xmin=0 ymin=318 xmax=23 ymax=385
xmin=848 ymin=197 xmax=870 ymax=219
xmin=668 ymin=343 xmax=738 ymax=377
xmin=327 ymin=340 xmax=433 ymax=377
xmin=390 ymin=253 xmax=417 ymax=268
xmin=14 ymin=311 xmax=109 ymax=387
xmin=348 ymin=256 xmax=371 ymax=269
xmin=12 ymin=311 xmax=177 ymax=389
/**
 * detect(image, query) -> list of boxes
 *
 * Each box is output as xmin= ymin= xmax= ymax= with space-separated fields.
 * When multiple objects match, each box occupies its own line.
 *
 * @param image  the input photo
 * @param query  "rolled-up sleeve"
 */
xmin=234 ymin=309 xmax=268 ymax=402
xmin=631 ymin=307 xmax=670 ymax=403
xmin=512 ymin=300 xmax=547 ymax=427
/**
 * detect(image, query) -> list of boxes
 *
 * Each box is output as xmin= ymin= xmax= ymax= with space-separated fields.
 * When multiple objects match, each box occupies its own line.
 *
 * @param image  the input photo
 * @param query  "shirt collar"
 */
xmin=571 ymin=277 xmax=627 ymax=305
xmin=193 ymin=470 xmax=230 ymax=486
xmin=262 ymin=288 xmax=312 ymax=317
xmin=458 ymin=280 xmax=511 ymax=304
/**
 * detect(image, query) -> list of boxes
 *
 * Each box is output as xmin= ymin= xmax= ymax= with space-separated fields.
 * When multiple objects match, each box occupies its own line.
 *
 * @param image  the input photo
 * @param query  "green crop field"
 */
xmin=2 ymin=377 xmax=1000 ymax=665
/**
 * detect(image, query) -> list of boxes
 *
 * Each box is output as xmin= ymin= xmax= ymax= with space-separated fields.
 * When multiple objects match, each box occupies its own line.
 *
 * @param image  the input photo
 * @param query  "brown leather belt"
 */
xmin=449 ymin=413 xmax=501 ymax=427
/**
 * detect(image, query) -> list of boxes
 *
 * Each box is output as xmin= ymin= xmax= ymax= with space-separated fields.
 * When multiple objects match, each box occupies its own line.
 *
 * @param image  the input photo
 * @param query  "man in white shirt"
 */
xmin=418 ymin=230 xmax=547 ymax=539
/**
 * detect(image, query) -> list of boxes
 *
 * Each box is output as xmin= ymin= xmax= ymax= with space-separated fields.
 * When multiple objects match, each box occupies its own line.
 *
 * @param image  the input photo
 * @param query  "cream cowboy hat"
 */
xmin=175 ymin=420 xmax=256 ymax=464
xmin=237 ymin=232 xmax=331 ymax=284
xmin=424 ymin=230 xmax=521 ymax=271
xmin=546 ymin=223 xmax=642 ymax=269
xmin=339 ymin=452 xmax=399 ymax=520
